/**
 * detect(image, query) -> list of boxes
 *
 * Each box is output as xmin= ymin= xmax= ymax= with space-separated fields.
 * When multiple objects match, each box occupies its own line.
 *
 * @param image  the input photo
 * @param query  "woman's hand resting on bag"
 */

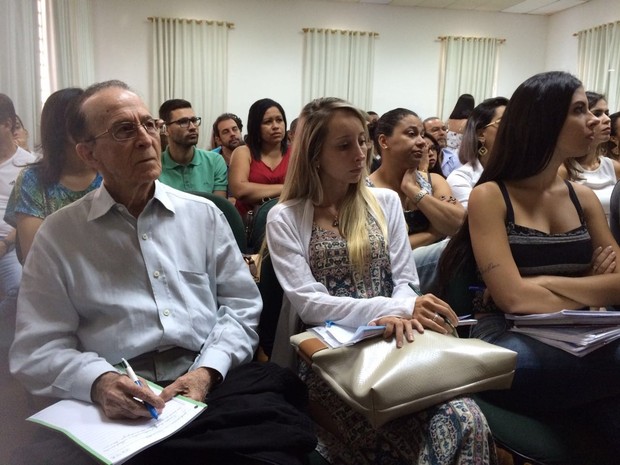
xmin=369 ymin=316 xmax=417 ymax=348
xmin=369 ymin=293 xmax=458 ymax=348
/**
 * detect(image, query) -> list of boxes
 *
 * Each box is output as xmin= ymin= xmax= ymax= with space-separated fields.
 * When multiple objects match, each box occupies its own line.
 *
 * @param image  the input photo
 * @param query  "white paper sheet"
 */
xmin=28 ymin=385 xmax=206 ymax=465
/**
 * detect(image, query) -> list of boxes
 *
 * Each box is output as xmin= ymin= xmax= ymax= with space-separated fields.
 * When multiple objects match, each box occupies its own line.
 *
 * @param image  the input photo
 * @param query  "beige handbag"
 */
xmin=290 ymin=330 xmax=517 ymax=428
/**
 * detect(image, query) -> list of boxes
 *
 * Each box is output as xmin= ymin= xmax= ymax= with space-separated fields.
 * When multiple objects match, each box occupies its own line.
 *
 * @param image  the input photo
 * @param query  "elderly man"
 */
xmin=9 ymin=81 xmax=314 ymax=465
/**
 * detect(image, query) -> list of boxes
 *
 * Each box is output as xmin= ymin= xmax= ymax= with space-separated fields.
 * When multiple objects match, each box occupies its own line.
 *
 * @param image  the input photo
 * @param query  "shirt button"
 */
xmin=142 ymin=233 xmax=148 ymax=240
xmin=163 ymin=309 xmax=171 ymax=317
xmin=153 ymin=271 xmax=160 ymax=278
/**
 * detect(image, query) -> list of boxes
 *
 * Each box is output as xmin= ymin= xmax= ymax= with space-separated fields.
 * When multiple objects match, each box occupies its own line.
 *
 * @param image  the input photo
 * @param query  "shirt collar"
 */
xmin=162 ymin=147 xmax=200 ymax=167
xmin=87 ymin=180 xmax=176 ymax=221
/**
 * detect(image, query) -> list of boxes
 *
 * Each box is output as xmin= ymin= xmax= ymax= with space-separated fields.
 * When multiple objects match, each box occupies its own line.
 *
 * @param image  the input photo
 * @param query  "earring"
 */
xmin=478 ymin=146 xmax=488 ymax=157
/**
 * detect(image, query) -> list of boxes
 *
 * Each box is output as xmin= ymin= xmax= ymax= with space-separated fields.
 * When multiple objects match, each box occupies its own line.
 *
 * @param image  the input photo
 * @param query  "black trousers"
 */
xmin=12 ymin=362 xmax=317 ymax=465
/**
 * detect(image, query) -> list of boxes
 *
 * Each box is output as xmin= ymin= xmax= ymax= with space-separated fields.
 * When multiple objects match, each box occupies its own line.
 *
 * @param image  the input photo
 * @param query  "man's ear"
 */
xmin=75 ymin=141 xmax=100 ymax=169
xmin=214 ymin=135 xmax=222 ymax=146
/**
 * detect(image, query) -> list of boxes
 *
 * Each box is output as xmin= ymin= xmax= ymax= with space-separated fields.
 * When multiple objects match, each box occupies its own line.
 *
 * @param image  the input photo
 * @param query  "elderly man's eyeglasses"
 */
xmin=484 ymin=118 xmax=502 ymax=129
xmin=167 ymin=117 xmax=202 ymax=128
xmin=90 ymin=118 xmax=163 ymax=142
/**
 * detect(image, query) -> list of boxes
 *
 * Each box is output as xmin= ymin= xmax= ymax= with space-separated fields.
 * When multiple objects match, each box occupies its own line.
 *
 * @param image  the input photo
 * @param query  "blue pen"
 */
xmin=122 ymin=358 xmax=159 ymax=420
xmin=325 ymin=320 xmax=335 ymax=328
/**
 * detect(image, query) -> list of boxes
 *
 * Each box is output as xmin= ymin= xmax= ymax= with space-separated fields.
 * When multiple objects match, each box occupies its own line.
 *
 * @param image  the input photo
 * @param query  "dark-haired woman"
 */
xmin=446 ymin=93 xmax=474 ymax=151
xmin=229 ymin=98 xmax=290 ymax=218
xmin=446 ymin=97 xmax=508 ymax=209
xmin=369 ymin=109 xmax=465 ymax=249
xmin=607 ymin=111 xmax=620 ymax=160
xmin=438 ymin=71 xmax=620 ymax=461
xmin=559 ymin=91 xmax=620 ymax=221
xmin=4 ymin=88 xmax=102 ymax=262
xmin=369 ymin=108 xmax=464 ymax=291
xmin=13 ymin=115 xmax=29 ymax=152
xmin=422 ymin=133 xmax=444 ymax=178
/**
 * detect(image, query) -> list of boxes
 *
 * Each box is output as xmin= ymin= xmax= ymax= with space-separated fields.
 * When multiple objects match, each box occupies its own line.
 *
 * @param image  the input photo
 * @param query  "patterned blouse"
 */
xmin=4 ymin=167 xmax=102 ymax=226
xmin=308 ymin=214 xmax=393 ymax=299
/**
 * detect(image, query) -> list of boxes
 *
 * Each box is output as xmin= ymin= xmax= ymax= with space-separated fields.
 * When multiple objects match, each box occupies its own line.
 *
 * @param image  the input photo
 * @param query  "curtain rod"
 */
xmin=438 ymin=36 xmax=505 ymax=43
xmin=573 ymin=20 xmax=620 ymax=37
xmin=302 ymin=27 xmax=378 ymax=37
xmin=148 ymin=17 xmax=234 ymax=28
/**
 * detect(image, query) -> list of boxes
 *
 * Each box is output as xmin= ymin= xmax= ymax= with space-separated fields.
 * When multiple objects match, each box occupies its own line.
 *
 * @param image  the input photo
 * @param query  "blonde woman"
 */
xmin=266 ymin=97 xmax=496 ymax=465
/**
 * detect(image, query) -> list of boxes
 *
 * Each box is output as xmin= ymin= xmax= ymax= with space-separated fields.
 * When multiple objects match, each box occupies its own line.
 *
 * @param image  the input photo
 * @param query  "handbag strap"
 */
xmin=297 ymin=337 xmax=328 ymax=365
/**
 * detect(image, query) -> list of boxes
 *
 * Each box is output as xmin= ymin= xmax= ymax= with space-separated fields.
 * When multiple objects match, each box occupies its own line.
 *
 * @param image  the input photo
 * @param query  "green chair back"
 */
xmin=247 ymin=198 xmax=278 ymax=253
xmin=190 ymin=192 xmax=247 ymax=253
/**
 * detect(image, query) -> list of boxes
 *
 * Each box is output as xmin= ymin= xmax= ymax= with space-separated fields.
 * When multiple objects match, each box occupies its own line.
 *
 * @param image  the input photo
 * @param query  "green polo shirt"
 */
xmin=159 ymin=147 xmax=228 ymax=194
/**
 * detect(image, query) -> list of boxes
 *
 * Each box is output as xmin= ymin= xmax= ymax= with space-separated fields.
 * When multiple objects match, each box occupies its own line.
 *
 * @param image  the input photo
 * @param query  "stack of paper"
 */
xmin=309 ymin=323 xmax=386 ymax=348
xmin=507 ymin=310 xmax=620 ymax=357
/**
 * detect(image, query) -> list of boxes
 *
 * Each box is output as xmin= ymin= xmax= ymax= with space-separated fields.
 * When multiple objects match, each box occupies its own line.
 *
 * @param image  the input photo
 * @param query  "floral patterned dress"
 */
xmin=303 ymin=216 xmax=497 ymax=465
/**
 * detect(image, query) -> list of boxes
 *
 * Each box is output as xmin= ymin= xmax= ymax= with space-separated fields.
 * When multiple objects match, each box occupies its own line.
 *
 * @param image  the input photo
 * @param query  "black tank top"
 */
xmin=497 ymin=180 xmax=592 ymax=276
xmin=473 ymin=180 xmax=592 ymax=314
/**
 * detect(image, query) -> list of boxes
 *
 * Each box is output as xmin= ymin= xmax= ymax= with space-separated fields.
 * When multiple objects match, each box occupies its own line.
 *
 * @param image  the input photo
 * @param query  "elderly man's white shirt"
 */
xmin=10 ymin=181 xmax=261 ymax=402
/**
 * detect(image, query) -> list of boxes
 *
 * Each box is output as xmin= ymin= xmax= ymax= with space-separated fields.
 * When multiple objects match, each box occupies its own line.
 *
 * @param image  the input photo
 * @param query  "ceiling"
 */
xmin=314 ymin=0 xmax=590 ymax=15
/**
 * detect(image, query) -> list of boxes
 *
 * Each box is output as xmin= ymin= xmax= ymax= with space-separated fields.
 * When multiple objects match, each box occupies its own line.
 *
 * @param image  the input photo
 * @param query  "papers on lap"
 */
xmin=506 ymin=309 xmax=620 ymax=326
xmin=309 ymin=323 xmax=386 ymax=348
xmin=507 ymin=310 xmax=620 ymax=357
xmin=28 ymin=383 xmax=206 ymax=465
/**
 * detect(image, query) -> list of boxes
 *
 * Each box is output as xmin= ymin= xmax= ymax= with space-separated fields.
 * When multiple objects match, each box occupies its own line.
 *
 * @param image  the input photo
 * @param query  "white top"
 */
xmin=266 ymin=187 xmax=419 ymax=367
xmin=0 ymin=146 xmax=35 ymax=237
xmin=446 ymin=160 xmax=484 ymax=210
xmin=574 ymin=157 xmax=617 ymax=219
xmin=10 ymin=181 xmax=261 ymax=401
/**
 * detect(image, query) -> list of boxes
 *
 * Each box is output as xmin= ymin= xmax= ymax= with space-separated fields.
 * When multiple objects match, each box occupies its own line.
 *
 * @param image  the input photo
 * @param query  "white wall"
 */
xmin=91 ymin=0 xmax=609 ymax=129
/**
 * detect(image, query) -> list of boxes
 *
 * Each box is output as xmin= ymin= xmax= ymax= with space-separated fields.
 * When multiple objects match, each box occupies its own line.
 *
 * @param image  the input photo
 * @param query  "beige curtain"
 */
xmin=577 ymin=22 xmax=620 ymax=112
xmin=1 ymin=0 xmax=41 ymax=145
xmin=302 ymin=28 xmax=377 ymax=110
xmin=438 ymin=36 xmax=503 ymax=120
xmin=151 ymin=17 xmax=231 ymax=148
xmin=46 ymin=0 xmax=95 ymax=90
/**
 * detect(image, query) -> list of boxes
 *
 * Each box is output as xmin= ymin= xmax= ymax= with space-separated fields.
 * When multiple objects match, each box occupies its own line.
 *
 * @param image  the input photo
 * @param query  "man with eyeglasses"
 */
xmin=158 ymin=99 xmax=228 ymax=198
xmin=423 ymin=116 xmax=462 ymax=177
xmin=9 ymin=81 xmax=316 ymax=464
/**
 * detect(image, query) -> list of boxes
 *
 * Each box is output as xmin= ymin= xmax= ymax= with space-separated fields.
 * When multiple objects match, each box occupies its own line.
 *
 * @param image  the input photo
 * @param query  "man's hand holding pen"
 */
xmin=91 ymin=371 xmax=165 ymax=420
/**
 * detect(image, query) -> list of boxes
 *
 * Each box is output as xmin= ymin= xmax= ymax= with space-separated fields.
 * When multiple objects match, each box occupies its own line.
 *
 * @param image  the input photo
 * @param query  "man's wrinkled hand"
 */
xmin=159 ymin=367 xmax=217 ymax=403
xmin=91 ymin=371 xmax=165 ymax=420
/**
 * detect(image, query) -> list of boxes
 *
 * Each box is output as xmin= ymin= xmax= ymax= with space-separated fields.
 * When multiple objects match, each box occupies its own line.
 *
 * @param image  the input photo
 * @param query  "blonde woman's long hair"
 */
xmin=280 ymin=97 xmax=388 ymax=272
